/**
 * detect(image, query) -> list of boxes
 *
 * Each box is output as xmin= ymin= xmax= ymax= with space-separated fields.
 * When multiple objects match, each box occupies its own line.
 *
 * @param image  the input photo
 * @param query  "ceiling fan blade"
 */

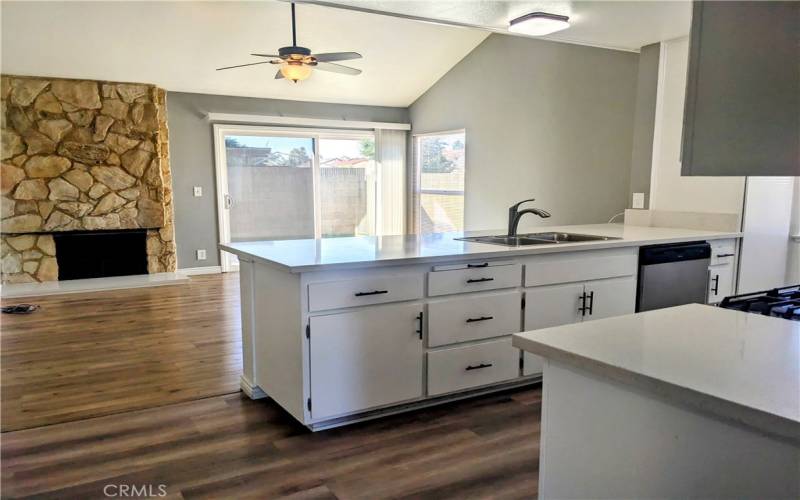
xmin=313 ymin=52 xmax=362 ymax=62
xmin=251 ymin=53 xmax=283 ymax=58
xmin=314 ymin=61 xmax=362 ymax=76
xmin=216 ymin=61 xmax=273 ymax=71
xmin=275 ymin=70 xmax=284 ymax=79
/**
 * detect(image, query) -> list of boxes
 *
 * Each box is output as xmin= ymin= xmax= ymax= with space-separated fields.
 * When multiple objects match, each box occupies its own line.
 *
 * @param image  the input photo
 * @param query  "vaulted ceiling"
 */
xmin=0 ymin=1 xmax=488 ymax=107
xmin=1 ymin=1 xmax=691 ymax=108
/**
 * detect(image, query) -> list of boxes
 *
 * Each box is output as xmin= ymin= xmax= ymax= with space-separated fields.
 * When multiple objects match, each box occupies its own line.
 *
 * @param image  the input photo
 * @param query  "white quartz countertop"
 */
xmin=219 ymin=223 xmax=741 ymax=272
xmin=513 ymin=304 xmax=800 ymax=443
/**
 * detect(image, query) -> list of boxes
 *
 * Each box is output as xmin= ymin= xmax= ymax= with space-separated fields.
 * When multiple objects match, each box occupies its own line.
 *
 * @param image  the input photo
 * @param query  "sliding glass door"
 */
xmin=225 ymin=133 xmax=316 ymax=242
xmin=215 ymin=125 xmax=397 ymax=271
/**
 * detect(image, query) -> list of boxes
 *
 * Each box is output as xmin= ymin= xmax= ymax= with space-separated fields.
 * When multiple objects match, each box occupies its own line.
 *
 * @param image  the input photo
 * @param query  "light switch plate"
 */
xmin=193 ymin=186 xmax=203 ymax=197
xmin=632 ymin=192 xmax=645 ymax=209
xmin=196 ymin=249 xmax=207 ymax=260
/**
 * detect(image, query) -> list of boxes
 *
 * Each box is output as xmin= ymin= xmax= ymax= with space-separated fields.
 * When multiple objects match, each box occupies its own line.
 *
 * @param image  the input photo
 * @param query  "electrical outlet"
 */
xmin=196 ymin=249 xmax=207 ymax=261
xmin=193 ymin=186 xmax=203 ymax=197
xmin=632 ymin=192 xmax=645 ymax=209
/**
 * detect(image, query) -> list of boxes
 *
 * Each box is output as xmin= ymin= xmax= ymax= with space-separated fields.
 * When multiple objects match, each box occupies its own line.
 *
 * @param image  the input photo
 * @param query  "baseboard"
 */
xmin=1 ymin=272 xmax=190 ymax=299
xmin=178 ymin=266 xmax=223 ymax=276
xmin=240 ymin=375 xmax=268 ymax=400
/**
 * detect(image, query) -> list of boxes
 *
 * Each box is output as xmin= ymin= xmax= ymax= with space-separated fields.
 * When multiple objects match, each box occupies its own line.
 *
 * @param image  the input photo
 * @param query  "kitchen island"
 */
xmin=513 ymin=304 xmax=799 ymax=499
xmin=220 ymin=223 xmax=741 ymax=430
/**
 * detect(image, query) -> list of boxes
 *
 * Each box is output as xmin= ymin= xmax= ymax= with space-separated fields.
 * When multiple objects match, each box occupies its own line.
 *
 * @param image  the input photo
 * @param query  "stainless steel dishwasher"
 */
xmin=636 ymin=241 xmax=712 ymax=312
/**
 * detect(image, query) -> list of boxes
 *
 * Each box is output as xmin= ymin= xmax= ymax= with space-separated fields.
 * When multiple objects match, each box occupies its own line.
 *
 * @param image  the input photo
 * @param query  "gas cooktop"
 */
xmin=719 ymin=285 xmax=800 ymax=321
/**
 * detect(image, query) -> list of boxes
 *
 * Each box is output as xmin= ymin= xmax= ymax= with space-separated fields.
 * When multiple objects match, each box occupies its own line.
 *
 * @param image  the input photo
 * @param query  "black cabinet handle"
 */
xmin=354 ymin=290 xmax=388 ymax=297
xmin=465 ymin=363 xmax=493 ymax=371
xmin=467 ymin=263 xmax=489 ymax=268
xmin=716 ymin=253 xmax=735 ymax=258
xmin=586 ymin=291 xmax=594 ymax=315
xmin=466 ymin=277 xmax=494 ymax=284
xmin=711 ymin=275 xmax=719 ymax=295
xmin=466 ymin=315 xmax=494 ymax=323
xmin=416 ymin=312 xmax=423 ymax=340
xmin=578 ymin=292 xmax=587 ymax=316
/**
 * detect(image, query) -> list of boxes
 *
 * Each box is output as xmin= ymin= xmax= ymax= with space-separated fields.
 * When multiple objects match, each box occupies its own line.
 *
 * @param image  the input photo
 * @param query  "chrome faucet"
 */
xmin=508 ymin=198 xmax=551 ymax=236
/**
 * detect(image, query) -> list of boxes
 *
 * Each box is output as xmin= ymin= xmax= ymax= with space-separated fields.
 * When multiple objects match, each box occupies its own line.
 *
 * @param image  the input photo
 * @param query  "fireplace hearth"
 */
xmin=53 ymin=230 xmax=147 ymax=280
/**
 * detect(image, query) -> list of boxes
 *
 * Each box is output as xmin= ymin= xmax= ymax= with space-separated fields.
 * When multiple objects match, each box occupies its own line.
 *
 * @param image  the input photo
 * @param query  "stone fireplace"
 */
xmin=0 ymin=75 xmax=176 ymax=284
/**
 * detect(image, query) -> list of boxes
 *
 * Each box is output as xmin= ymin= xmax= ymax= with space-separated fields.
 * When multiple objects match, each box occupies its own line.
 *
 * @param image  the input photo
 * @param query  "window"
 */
xmin=217 ymin=126 xmax=402 ymax=250
xmin=414 ymin=130 xmax=466 ymax=234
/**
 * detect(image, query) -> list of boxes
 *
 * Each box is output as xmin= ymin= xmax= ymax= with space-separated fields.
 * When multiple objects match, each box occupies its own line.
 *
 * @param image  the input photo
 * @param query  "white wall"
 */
xmin=649 ymin=37 xmax=745 ymax=216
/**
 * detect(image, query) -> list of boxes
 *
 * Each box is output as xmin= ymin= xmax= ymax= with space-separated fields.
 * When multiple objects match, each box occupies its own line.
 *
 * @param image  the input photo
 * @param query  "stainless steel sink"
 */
xmin=457 ymin=232 xmax=621 ymax=247
xmin=457 ymin=235 xmax=558 ymax=246
xmin=520 ymin=232 xmax=621 ymax=243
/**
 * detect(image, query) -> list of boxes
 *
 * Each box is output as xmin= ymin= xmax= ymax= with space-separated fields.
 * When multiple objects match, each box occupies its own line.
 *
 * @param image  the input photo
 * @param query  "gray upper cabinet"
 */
xmin=682 ymin=1 xmax=799 ymax=176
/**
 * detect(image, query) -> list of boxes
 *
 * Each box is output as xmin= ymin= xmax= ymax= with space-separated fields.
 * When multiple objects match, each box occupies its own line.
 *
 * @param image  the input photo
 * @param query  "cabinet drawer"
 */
xmin=428 ymin=264 xmax=522 ymax=297
xmin=308 ymin=274 xmax=424 ymax=312
xmin=428 ymin=291 xmax=522 ymax=347
xmin=709 ymin=239 xmax=736 ymax=265
xmin=524 ymin=249 xmax=637 ymax=287
xmin=427 ymin=338 xmax=520 ymax=396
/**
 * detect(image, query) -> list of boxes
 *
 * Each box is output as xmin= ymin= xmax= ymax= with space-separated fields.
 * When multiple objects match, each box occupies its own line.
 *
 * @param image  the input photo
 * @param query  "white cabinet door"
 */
xmin=524 ymin=283 xmax=585 ymax=330
xmin=584 ymin=276 xmax=637 ymax=321
xmin=708 ymin=264 xmax=734 ymax=304
xmin=308 ymin=303 xmax=423 ymax=420
xmin=523 ymin=283 xmax=584 ymax=376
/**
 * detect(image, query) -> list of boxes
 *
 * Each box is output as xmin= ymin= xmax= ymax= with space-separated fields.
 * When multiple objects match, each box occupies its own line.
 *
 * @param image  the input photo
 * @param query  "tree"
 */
xmin=421 ymin=138 xmax=455 ymax=173
xmin=287 ymin=147 xmax=311 ymax=167
xmin=359 ymin=139 xmax=375 ymax=159
xmin=452 ymin=139 xmax=465 ymax=150
xmin=225 ymin=137 xmax=244 ymax=148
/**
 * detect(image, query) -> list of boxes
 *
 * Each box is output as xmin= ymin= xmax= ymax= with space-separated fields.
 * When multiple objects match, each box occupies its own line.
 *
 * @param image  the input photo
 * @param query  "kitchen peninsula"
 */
xmin=513 ymin=304 xmax=799 ymax=499
xmin=220 ymin=223 xmax=741 ymax=430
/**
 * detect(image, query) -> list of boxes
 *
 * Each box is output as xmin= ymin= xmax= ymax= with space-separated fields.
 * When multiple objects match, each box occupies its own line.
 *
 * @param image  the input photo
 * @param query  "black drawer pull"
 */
xmin=586 ymin=291 xmax=594 ymax=315
xmin=711 ymin=274 xmax=719 ymax=295
xmin=465 ymin=363 xmax=493 ymax=371
xmin=466 ymin=277 xmax=494 ymax=284
xmin=466 ymin=316 xmax=494 ymax=323
xmin=354 ymin=290 xmax=389 ymax=297
xmin=467 ymin=263 xmax=489 ymax=268
xmin=716 ymin=253 xmax=735 ymax=258
xmin=416 ymin=312 xmax=423 ymax=340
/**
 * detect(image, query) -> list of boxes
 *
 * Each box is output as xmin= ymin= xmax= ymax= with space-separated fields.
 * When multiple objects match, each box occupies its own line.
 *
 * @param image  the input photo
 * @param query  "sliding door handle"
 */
xmin=224 ymin=194 xmax=233 ymax=209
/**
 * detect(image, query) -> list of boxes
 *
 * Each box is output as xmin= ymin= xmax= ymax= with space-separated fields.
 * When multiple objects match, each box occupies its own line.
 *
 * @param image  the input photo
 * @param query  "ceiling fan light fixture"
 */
xmin=508 ymin=12 xmax=570 ymax=36
xmin=280 ymin=61 xmax=312 ymax=82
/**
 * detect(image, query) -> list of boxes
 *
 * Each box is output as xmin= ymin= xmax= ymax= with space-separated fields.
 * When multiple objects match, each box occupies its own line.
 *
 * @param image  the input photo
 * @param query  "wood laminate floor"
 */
xmin=1 ymin=274 xmax=242 ymax=432
xmin=1 ymin=273 xmax=542 ymax=499
xmin=2 ymin=387 xmax=541 ymax=499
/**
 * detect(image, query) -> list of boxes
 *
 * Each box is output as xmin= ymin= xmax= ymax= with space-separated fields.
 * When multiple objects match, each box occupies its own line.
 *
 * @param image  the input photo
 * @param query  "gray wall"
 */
xmin=628 ymin=43 xmax=661 ymax=207
xmin=166 ymin=91 xmax=408 ymax=268
xmin=409 ymin=33 xmax=639 ymax=233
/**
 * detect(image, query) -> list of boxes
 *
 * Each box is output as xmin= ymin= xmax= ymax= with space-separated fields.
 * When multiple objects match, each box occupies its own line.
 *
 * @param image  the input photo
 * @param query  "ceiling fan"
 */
xmin=216 ymin=2 xmax=363 ymax=83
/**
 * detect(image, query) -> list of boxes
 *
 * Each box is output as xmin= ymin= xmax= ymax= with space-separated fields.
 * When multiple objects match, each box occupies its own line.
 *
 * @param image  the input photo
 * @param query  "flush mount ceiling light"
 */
xmin=508 ymin=12 xmax=570 ymax=36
